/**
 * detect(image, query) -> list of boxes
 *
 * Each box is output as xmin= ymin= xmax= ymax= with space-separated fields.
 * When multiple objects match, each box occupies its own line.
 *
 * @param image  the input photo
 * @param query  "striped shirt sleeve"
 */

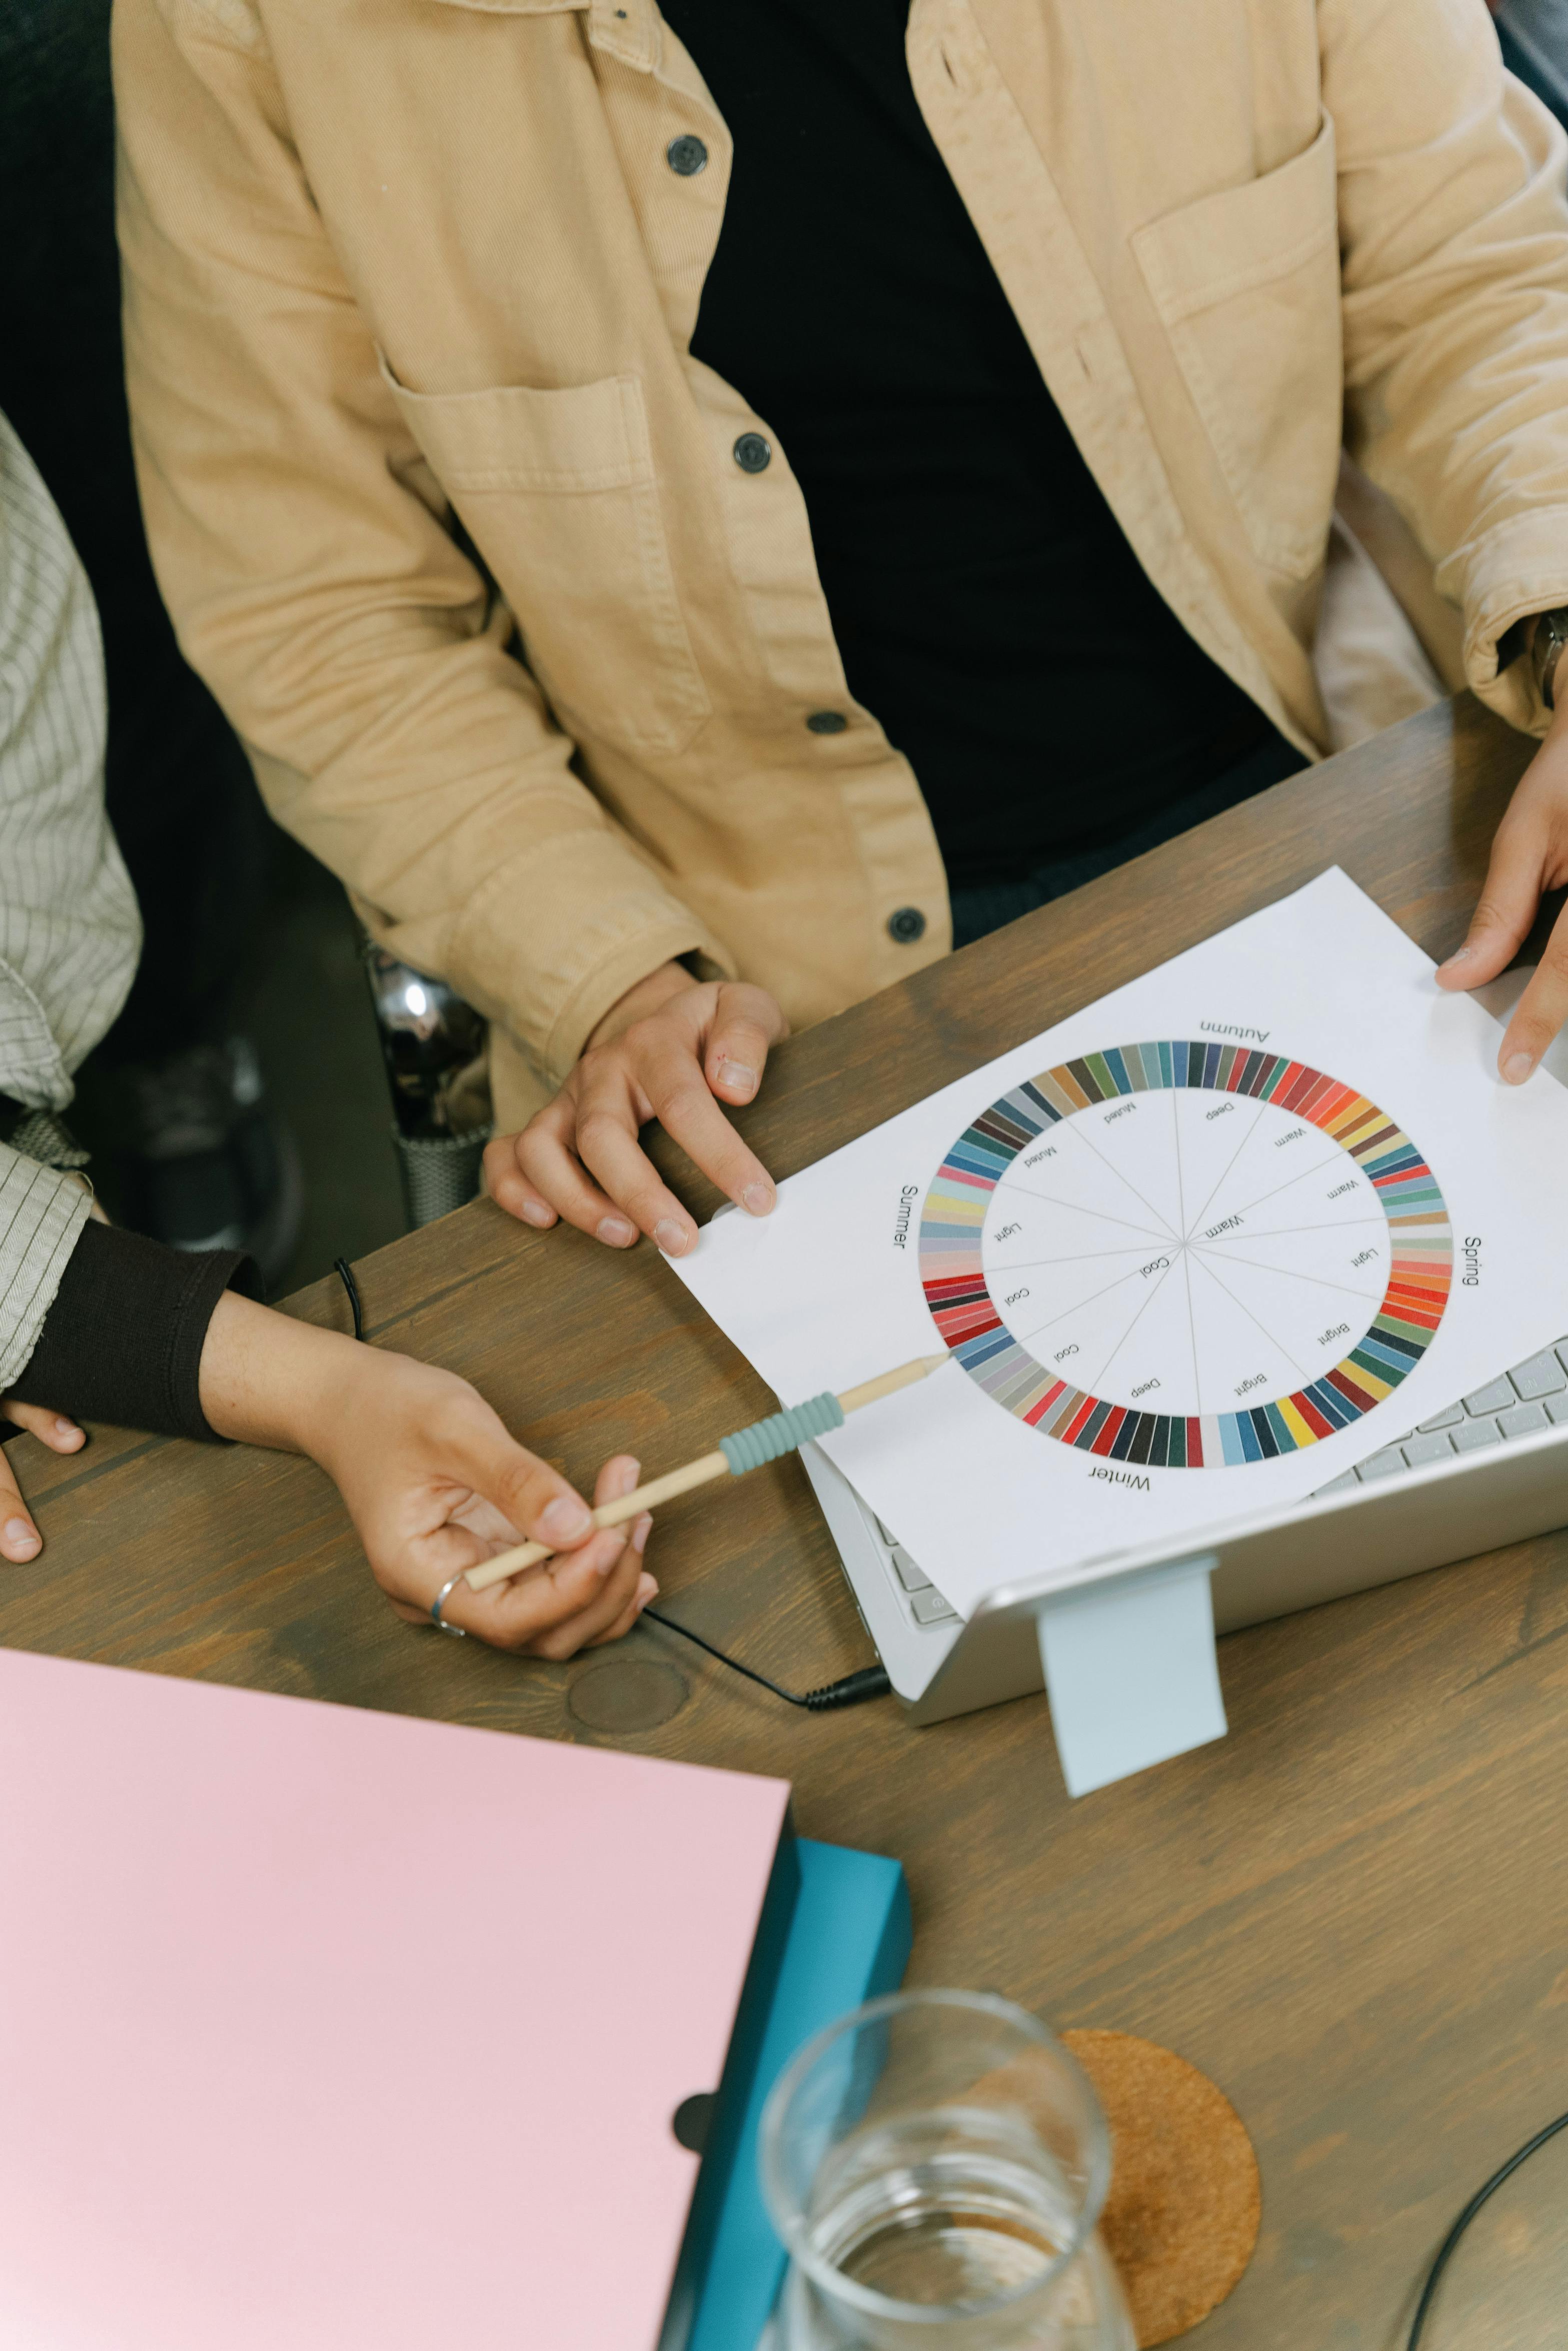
xmin=0 ymin=406 xmax=144 ymax=1392
xmin=0 ymin=1144 xmax=91 ymax=1392
xmin=0 ymin=407 xmax=142 ymax=1110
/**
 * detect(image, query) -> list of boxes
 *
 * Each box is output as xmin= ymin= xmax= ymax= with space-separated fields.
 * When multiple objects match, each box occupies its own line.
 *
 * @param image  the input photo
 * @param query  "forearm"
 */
xmin=196 ymin=1290 xmax=373 ymax=1454
xmin=197 ymin=1295 xmax=475 ymax=1494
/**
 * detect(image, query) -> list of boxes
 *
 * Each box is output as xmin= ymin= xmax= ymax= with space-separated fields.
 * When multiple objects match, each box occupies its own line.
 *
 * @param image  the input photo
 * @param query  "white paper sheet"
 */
xmin=1035 ymin=1556 xmax=1226 ymax=1796
xmin=671 ymin=871 xmax=1568 ymax=1619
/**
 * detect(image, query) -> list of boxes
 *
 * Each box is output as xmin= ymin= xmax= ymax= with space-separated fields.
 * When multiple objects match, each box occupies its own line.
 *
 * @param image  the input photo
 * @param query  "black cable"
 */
xmin=642 ymin=1604 xmax=891 ymax=1711
xmin=1407 ymin=2106 xmax=1568 ymax=2348
xmin=333 ymin=1256 xmax=364 ymax=1342
xmin=331 ymin=1258 xmax=891 ymax=1713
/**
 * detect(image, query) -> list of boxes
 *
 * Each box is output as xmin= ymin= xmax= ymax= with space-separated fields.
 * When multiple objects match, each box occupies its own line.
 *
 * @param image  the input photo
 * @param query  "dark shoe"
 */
xmin=120 ymin=1037 xmax=303 ymax=1289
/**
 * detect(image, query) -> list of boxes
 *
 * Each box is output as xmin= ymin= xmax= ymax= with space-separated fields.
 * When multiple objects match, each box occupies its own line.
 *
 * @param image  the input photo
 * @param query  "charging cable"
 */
xmin=1407 ymin=2106 xmax=1568 ymax=2347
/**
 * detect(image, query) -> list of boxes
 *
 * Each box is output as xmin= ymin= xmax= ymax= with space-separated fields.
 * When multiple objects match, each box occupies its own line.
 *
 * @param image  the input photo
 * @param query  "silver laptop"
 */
xmin=801 ymin=1348 xmax=1568 ymax=1724
xmin=799 ymin=967 xmax=1568 ymax=1726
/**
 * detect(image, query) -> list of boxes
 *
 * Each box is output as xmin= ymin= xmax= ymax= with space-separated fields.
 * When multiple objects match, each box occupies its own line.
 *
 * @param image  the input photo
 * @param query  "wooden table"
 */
xmin=10 ymin=697 xmax=1568 ymax=2349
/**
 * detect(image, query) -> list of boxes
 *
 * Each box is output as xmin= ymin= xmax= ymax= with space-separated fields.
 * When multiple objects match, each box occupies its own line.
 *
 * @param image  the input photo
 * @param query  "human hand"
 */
xmin=0 ymin=1401 xmax=86 ymax=1562
xmin=484 ymin=960 xmax=787 ymax=1257
xmin=1437 ymin=664 xmax=1568 ymax=1081
xmin=199 ymin=1292 xmax=655 ymax=1653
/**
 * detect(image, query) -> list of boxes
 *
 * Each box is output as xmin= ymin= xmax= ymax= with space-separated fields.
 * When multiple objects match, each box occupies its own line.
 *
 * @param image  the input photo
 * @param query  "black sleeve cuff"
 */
xmin=9 ymin=1221 xmax=264 ymax=1442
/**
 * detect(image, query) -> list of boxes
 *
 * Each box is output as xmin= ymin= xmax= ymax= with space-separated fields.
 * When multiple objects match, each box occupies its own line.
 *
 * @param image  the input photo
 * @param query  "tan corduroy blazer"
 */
xmin=115 ymin=0 xmax=1568 ymax=1126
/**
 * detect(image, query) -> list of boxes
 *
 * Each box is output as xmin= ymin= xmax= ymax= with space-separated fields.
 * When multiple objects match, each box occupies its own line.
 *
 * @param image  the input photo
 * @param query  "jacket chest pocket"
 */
xmin=380 ymin=362 xmax=711 ymax=758
xmin=1131 ymin=115 xmax=1342 ymax=583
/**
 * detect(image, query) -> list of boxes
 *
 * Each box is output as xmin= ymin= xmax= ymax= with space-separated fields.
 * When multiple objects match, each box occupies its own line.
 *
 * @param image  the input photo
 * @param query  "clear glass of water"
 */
xmin=759 ymin=1989 xmax=1134 ymax=2351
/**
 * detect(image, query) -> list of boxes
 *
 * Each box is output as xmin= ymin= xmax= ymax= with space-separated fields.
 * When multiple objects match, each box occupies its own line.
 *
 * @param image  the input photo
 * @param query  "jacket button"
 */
xmin=733 ymin=432 xmax=772 ymax=473
xmin=666 ymin=135 xmax=709 ymax=177
xmin=887 ymin=907 xmax=926 ymax=944
xmin=806 ymin=710 xmax=847 ymax=734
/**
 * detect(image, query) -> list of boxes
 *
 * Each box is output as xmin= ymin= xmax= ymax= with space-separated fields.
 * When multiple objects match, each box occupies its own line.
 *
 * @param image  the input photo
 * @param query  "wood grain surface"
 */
xmin=7 ymin=697 xmax=1564 ymax=2350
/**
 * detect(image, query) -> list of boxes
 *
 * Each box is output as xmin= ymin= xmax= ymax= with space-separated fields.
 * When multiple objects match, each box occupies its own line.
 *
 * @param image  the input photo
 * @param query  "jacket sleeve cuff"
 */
xmin=1437 ymin=504 xmax=1568 ymax=735
xmin=8 ymin=1221 xmax=264 ymax=1442
xmin=444 ymin=823 xmax=737 ymax=1086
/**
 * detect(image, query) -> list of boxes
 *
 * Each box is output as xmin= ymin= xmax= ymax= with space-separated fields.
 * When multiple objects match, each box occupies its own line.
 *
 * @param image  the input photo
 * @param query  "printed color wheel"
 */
xmin=919 ymin=1042 xmax=1451 ymax=1468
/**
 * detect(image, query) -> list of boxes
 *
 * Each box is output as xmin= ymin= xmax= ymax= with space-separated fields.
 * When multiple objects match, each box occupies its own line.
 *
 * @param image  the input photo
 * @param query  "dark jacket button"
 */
xmin=806 ymin=710 xmax=847 ymax=734
xmin=666 ymin=135 xmax=708 ymax=176
xmin=733 ymin=432 xmax=772 ymax=473
xmin=887 ymin=907 xmax=927 ymax=944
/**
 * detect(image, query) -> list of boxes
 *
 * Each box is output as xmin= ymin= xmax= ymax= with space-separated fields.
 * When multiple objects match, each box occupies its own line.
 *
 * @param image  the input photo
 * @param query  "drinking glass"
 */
xmin=760 ymin=1990 xmax=1134 ymax=2350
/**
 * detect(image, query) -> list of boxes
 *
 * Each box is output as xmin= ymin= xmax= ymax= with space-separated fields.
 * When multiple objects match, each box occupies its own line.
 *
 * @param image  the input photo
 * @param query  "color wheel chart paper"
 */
xmin=672 ymin=872 xmax=1568 ymax=1620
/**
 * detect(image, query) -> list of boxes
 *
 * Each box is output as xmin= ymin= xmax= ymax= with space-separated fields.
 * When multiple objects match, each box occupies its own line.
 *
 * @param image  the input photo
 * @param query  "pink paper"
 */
xmin=0 ymin=1648 xmax=790 ymax=2348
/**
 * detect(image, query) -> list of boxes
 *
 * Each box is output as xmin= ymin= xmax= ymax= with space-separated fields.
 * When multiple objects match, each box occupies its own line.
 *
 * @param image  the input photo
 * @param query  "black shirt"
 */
xmin=658 ymin=0 xmax=1273 ymax=888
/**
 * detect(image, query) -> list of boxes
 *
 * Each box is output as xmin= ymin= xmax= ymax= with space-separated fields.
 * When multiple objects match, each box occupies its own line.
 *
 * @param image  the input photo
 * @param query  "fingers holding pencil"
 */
xmin=494 ymin=1454 xmax=657 ymax=1656
xmin=423 ymin=1454 xmax=658 ymax=1650
xmin=479 ymin=1510 xmax=657 ymax=1658
xmin=463 ymin=1353 xmax=951 ymax=1597
xmin=464 ymin=1448 xmax=729 ymax=1592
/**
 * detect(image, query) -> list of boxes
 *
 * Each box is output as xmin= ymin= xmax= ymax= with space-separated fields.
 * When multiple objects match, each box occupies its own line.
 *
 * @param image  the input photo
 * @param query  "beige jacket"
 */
xmin=116 ymin=0 xmax=1568 ymax=1126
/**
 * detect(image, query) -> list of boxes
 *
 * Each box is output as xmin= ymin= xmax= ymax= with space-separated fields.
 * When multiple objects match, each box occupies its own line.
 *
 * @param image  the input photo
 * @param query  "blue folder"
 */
xmin=686 ymin=1837 xmax=912 ymax=2351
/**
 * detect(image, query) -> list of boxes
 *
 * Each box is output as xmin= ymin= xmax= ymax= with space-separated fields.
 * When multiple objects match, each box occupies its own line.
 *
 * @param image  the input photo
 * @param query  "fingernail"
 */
xmin=519 ymin=1198 xmax=554 ymax=1228
xmin=654 ymin=1218 xmax=691 ymax=1256
xmin=715 ymin=1058 xmax=758 ymax=1098
xmin=742 ymin=1179 xmax=774 ymax=1216
xmin=55 ymin=1417 xmax=75 ymax=1438
xmin=539 ymin=1495 xmax=593 ymax=1542
xmin=633 ymin=1512 xmax=652 ymax=1555
xmin=1443 ymin=944 xmax=1474 ymax=967
xmin=596 ymin=1215 xmax=636 ymax=1246
xmin=1504 ymin=1051 xmax=1537 ymax=1084
xmin=3 ymin=1519 xmax=38 ymax=1558
xmin=635 ymin=1572 xmax=658 ymax=1611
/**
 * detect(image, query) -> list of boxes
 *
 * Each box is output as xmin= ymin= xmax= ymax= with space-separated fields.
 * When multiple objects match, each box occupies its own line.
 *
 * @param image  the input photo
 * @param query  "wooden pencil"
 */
xmin=463 ymin=1351 xmax=949 ymax=1594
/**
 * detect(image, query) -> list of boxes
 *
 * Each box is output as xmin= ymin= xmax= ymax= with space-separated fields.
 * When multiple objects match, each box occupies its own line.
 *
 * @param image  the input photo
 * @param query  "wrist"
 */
xmin=198 ymin=1291 xmax=375 ymax=1454
xmin=585 ymin=959 xmax=693 ymax=1052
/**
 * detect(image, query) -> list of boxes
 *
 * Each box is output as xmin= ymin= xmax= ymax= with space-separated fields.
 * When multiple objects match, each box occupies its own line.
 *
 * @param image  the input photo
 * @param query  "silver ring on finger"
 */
xmin=430 ymin=1570 xmax=469 ymax=1637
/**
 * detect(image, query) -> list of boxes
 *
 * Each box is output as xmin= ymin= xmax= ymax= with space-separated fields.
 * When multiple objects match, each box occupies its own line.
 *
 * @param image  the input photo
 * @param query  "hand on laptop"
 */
xmin=1438 ymin=669 xmax=1568 ymax=1078
xmin=198 ymin=1291 xmax=655 ymax=1652
xmin=484 ymin=961 xmax=785 ymax=1257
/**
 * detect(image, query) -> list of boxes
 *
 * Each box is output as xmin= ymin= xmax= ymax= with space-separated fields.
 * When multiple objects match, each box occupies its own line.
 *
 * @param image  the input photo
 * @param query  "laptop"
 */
xmin=799 ymin=967 xmax=1568 ymax=1727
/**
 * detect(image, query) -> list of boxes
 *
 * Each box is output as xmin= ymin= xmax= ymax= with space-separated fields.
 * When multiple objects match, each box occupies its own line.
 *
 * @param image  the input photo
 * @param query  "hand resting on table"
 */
xmin=484 ymin=960 xmax=786 ymax=1257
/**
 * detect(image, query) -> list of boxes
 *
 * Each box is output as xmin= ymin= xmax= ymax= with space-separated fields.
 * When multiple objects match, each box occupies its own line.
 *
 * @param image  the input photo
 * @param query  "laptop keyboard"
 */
xmin=870 ymin=1337 xmax=1568 ymax=1627
xmin=1312 ymin=1335 xmax=1568 ymax=1495
xmin=871 ymin=1517 xmax=960 ymax=1629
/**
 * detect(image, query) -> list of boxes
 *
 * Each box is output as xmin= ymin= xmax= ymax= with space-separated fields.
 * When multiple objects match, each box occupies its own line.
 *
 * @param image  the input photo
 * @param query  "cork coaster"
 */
xmin=1062 ymin=2029 xmax=1260 ymax=2348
